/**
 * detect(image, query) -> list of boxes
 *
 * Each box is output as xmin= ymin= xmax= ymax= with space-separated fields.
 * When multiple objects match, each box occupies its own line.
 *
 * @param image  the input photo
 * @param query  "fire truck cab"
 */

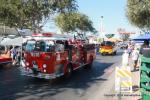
xmin=21 ymin=33 xmax=96 ymax=79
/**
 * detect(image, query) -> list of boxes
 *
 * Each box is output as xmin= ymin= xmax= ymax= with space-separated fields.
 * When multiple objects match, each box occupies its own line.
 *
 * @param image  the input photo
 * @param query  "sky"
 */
xmin=77 ymin=0 xmax=139 ymax=35
xmin=43 ymin=0 xmax=140 ymax=37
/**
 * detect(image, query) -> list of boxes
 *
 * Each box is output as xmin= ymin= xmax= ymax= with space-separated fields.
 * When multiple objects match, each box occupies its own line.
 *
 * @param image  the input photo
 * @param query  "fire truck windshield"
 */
xmin=25 ymin=40 xmax=36 ymax=52
xmin=25 ymin=40 xmax=60 ymax=52
xmin=34 ymin=40 xmax=55 ymax=52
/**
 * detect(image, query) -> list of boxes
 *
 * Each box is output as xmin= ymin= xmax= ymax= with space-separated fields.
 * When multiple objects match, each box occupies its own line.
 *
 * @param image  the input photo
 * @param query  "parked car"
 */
xmin=120 ymin=42 xmax=128 ymax=49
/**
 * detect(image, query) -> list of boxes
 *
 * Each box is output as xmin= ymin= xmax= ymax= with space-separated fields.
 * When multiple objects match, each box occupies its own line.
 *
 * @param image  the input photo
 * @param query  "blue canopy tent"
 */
xmin=133 ymin=33 xmax=150 ymax=41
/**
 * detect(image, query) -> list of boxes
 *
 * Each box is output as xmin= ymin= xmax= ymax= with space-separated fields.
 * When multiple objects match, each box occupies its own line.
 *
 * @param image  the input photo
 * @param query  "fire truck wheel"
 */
xmin=64 ymin=64 xmax=73 ymax=78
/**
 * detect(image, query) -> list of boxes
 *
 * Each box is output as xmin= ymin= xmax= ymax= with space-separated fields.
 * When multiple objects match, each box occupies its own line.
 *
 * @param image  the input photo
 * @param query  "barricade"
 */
xmin=115 ymin=66 xmax=132 ymax=93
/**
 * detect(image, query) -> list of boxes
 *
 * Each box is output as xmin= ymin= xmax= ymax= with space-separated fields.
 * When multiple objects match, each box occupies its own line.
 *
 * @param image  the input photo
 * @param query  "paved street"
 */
xmin=0 ymin=50 xmax=123 ymax=100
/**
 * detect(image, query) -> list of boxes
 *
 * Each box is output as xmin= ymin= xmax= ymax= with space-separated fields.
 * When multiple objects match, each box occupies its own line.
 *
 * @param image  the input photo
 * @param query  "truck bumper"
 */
xmin=100 ymin=49 xmax=113 ymax=54
xmin=20 ymin=60 xmax=64 ymax=79
xmin=20 ymin=67 xmax=64 ymax=79
xmin=20 ymin=68 xmax=64 ymax=79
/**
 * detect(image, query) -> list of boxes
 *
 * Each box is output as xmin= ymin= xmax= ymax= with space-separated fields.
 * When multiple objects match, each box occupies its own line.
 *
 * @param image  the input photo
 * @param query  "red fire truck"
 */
xmin=21 ymin=33 xmax=96 ymax=79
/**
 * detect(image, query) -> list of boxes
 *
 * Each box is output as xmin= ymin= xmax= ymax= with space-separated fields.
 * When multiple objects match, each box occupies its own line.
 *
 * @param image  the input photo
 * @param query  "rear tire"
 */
xmin=85 ymin=58 xmax=93 ymax=69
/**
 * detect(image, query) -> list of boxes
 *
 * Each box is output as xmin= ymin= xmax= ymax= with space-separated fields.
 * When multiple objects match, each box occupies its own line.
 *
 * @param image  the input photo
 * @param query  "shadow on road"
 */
xmin=0 ymin=61 xmax=114 ymax=100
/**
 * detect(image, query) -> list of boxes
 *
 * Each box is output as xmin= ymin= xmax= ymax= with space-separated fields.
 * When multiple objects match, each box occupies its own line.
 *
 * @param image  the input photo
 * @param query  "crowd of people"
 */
xmin=10 ymin=46 xmax=21 ymax=65
xmin=0 ymin=45 xmax=21 ymax=65
xmin=125 ymin=40 xmax=150 ymax=71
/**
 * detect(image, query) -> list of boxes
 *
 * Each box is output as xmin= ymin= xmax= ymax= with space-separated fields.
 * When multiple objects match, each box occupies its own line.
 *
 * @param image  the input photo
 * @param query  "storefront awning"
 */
xmin=133 ymin=33 xmax=150 ymax=41
xmin=0 ymin=37 xmax=23 ymax=46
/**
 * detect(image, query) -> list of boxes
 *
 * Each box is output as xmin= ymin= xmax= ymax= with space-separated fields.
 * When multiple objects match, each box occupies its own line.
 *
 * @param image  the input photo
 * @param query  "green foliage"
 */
xmin=96 ymin=38 xmax=103 ymax=43
xmin=120 ymin=33 xmax=130 ymax=41
xmin=0 ymin=0 xmax=77 ymax=31
xmin=55 ymin=12 xmax=96 ymax=34
xmin=127 ymin=0 xmax=150 ymax=29
xmin=105 ymin=34 xmax=115 ymax=38
xmin=51 ymin=0 xmax=77 ymax=13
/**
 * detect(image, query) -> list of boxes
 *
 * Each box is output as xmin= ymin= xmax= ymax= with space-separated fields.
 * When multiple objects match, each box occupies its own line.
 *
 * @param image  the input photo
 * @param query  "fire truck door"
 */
xmin=76 ymin=46 xmax=84 ymax=64
xmin=55 ymin=50 xmax=69 ymax=75
xmin=68 ymin=49 xmax=72 ymax=61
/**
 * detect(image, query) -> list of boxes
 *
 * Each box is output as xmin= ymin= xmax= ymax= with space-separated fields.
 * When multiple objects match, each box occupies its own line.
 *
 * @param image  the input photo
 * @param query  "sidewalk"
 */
xmin=111 ymin=58 xmax=141 ymax=100
xmin=113 ymin=69 xmax=141 ymax=100
xmin=110 ymin=57 xmax=141 ymax=100
xmin=88 ymin=58 xmax=141 ymax=100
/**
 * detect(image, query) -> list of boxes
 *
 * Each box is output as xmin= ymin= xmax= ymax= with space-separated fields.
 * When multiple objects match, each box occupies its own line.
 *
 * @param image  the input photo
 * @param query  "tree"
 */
xmin=120 ymin=33 xmax=130 ymax=41
xmin=126 ymin=0 xmax=150 ymax=30
xmin=105 ymin=34 xmax=115 ymax=38
xmin=55 ymin=12 xmax=96 ymax=34
xmin=0 ymin=0 xmax=77 ymax=32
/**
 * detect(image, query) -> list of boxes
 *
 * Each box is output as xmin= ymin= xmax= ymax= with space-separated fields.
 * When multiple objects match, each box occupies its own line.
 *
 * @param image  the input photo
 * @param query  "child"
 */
xmin=10 ymin=46 xmax=17 ymax=65
xmin=131 ymin=47 xmax=139 ymax=71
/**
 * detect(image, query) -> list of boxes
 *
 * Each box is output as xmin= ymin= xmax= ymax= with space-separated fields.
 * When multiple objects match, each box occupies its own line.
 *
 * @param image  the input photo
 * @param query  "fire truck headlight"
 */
xmin=43 ymin=69 xmax=46 ymax=73
xmin=43 ymin=64 xmax=47 ymax=68
xmin=26 ymin=62 xmax=29 ymax=66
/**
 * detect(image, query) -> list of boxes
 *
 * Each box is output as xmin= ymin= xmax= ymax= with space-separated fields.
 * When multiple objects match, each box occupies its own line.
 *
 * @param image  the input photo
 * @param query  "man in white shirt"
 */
xmin=132 ymin=47 xmax=139 ymax=71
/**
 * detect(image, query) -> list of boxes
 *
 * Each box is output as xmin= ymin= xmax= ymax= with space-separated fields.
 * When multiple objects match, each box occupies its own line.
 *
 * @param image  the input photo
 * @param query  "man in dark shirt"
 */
xmin=140 ymin=40 xmax=150 ymax=58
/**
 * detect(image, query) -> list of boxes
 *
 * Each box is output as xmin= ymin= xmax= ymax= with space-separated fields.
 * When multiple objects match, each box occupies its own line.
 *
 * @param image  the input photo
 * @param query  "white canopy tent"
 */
xmin=0 ymin=37 xmax=23 ymax=46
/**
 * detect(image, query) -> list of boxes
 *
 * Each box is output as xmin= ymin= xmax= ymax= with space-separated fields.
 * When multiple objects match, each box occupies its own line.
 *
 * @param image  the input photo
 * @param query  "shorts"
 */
xmin=12 ymin=55 xmax=16 ymax=60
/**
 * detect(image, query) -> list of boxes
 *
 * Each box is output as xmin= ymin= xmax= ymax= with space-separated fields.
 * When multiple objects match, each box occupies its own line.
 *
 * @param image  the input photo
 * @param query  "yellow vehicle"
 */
xmin=99 ymin=41 xmax=117 ymax=55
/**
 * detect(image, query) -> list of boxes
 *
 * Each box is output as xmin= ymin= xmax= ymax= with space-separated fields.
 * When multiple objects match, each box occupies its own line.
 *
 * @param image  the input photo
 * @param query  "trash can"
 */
xmin=140 ymin=56 xmax=150 ymax=100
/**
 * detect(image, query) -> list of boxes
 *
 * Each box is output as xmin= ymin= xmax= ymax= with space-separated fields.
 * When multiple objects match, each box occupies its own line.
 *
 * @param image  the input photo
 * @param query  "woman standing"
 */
xmin=131 ymin=47 xmax=139 ymax=71
xmin=127 ymin=42 xmax=133 ymax=57
xmin=10 ymin=46 xmax=17 ymax=65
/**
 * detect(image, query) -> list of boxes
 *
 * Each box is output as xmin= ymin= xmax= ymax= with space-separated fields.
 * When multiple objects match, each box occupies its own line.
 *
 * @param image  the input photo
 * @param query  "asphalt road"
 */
xmin=0 ymin=50 xmax=123 ymax=100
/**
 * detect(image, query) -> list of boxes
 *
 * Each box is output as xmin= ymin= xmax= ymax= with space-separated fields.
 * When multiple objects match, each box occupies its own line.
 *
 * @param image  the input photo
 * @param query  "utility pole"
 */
xmin=100 ymin=16 xmax=104 ymax=41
